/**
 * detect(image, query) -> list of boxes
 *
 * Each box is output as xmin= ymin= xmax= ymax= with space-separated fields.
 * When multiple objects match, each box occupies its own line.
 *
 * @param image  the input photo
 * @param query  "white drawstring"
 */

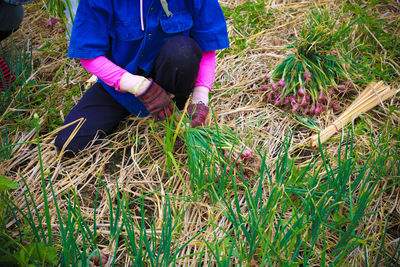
xmin=140 ymin=0 xmax=144 ymax=31
xmin=161 ymin=0 xmax=172 ymax=17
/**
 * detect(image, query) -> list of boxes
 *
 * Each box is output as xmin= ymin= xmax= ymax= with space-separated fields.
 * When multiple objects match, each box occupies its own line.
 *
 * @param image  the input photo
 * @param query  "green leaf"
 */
xmin=15 ymin=248 xmax=29 ymax=266
xmin=25 ymin=242 xmax=58 ymax=265
xmin=333 ymin=212 xmax=351 ymax=226
xmin=292 ymin=114 xmax=320 ymax=131
xmin=0 ymin=175 xmax=19 ymax=191
xmin=0 ymin=254 xmax=18 ymax=264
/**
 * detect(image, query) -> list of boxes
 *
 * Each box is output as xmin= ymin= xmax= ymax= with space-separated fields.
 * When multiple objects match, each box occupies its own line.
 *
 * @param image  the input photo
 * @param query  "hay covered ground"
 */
xmin=1 ymin=0 xmax=400 ymax=266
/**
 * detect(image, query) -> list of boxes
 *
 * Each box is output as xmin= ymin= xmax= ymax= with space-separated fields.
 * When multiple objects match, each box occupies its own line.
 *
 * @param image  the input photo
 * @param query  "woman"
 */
xmin=55 ymin=0 xmax=229 ymax=156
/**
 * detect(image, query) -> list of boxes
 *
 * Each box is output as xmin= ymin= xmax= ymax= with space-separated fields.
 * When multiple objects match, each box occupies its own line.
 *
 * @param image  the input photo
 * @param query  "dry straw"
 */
xmin=1 ymin=1 xmax=399 ymax=266
xmin=311 ymin=81 xmax=398 ymax=147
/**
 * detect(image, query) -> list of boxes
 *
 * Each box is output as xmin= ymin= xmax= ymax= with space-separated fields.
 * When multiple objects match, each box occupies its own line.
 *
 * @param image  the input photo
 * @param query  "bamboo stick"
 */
xmin=311 ymin=81 xmax=397 ymax=148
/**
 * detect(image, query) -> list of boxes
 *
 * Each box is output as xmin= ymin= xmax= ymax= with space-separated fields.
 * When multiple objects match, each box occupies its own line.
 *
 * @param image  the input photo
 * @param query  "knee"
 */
xmin=54 ymin=128 xmax=82 ymax=157
xmin=161 ymin=36 xmax=202 ymax=69
xmin=0 ymin=4 xmax=24 ymax=32
xmin=54 ymin=125 xmax=104 ymax=157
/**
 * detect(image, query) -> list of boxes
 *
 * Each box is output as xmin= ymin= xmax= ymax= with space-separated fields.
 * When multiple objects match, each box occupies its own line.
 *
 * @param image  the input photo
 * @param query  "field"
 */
xmin=0 ymin=0 xmax=399 ymax=266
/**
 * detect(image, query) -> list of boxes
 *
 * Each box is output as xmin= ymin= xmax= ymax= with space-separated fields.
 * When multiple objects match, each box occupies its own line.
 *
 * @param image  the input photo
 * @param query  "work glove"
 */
xmin=137 ymin=80 xmax=174 ymax=121
xmin=187 ymin=103 xmax=209 ymax=127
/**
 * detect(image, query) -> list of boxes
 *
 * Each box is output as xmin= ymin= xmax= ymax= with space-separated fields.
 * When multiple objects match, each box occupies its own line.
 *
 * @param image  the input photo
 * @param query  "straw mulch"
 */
xmin=1 ymin=0 xmax=399 ymax=266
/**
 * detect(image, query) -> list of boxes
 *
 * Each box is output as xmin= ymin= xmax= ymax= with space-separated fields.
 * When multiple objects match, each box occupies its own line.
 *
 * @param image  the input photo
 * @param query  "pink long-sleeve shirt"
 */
xmin=80 ymin=51 xmax=216 ymax=92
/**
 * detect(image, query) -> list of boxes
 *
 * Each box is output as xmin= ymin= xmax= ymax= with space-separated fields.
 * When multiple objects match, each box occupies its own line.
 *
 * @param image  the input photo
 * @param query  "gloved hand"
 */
xmin=187 ymin=103 xmax=209 ymax=127
xmin=137 ymin=80 xmax=174 ymax=121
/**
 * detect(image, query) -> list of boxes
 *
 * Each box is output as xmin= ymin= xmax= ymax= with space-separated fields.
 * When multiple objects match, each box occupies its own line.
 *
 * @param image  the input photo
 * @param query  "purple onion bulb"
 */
xmin=240 ymin=148 xmax=254 ymax=160
xmin=266 ymin=92 xmax=273 ymax=101
xmin=274 ymin=96 xmax=282 ymax=106
xmin=278 ymin=78 xmax=285 ymax=87
xmin=318 ymin=90 xmax=326 ymax=103
xmin=303 ymin=71 xmax=312 ymax=81
xmin=298 ymin=86 xmax=305 ymax=97
xmin=315 ymin=104 xmax=323 ymax=115
xmin=271 ymin=83 xmax=278 ymax=91
xmin=345 ymin=80 xmax=354 ymax=89
xmin=300 ymin=97 xmax=307 ymax=107
xmin=309 ymin=105 xmax=315 ymax=115
xmin=291 ymin=103 xmax=299 ymax=112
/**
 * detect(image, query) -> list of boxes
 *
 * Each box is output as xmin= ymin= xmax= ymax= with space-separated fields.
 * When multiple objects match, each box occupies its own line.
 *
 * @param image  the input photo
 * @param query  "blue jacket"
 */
xmin=68 ymin=0 xmax=229 ymax=116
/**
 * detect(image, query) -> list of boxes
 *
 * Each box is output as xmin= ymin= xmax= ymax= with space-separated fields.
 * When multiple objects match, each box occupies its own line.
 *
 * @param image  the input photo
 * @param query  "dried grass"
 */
xmin=1 ymin=0 xmax=399 ymax=266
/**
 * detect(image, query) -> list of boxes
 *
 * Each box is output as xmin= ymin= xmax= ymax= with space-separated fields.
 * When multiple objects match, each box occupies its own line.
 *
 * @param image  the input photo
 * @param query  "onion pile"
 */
xmin=261 ymin=72 xmax=355 ymax=115
xmin=260 ymin=8 xmax=360 ymax=116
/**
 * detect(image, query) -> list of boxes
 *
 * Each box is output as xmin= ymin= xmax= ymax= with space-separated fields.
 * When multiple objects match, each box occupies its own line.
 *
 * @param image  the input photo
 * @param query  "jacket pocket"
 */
xmin=160 ymin=11 xmax=193 ymax=34
xmin=111 ymin=21 xmax=145 ymax=41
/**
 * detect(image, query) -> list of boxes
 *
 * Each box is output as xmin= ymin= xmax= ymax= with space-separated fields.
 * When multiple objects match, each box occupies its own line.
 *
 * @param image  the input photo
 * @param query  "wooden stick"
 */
xmin=310 ymin=81 xmax=396 ymax=148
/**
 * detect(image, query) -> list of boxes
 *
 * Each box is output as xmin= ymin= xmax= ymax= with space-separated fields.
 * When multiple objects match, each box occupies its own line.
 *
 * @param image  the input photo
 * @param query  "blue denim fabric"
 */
xmin=67 ymin=0 xmax=229 ymax=116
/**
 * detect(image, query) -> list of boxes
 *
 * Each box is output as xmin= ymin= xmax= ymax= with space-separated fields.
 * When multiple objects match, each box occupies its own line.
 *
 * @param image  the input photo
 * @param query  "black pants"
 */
xmin=0 ymin=1 xmax=24 ymax=41
xmin=55 ymin=36 xmax=202 ymax=156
